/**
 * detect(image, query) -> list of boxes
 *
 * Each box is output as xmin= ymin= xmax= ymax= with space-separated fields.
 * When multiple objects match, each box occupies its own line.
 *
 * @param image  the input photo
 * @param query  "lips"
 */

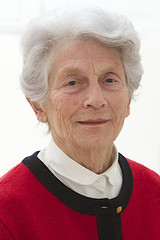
xmin=77 ymin=119 xmax=109 ymax=125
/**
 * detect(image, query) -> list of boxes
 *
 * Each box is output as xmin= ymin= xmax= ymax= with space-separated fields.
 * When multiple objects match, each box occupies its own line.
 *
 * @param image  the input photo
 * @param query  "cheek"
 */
xmin=53 ymin=95 xmax=81 ymax=139
xmin=50 ymin=94 xmax=80 ymax=124
xmin=61 ymin=98 xmax=80 ymax=114
xmin=109 ymin=90 xmax=130 ymax=121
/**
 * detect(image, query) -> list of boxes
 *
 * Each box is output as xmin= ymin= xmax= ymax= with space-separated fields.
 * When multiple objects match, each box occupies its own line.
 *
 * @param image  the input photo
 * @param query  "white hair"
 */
xmin=20 ymin=7 xmax=143 ymax=105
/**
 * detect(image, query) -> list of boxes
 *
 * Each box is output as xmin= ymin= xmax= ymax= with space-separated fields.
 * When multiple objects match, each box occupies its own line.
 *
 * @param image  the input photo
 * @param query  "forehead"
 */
xmin=49 ymin=38 xmax=123 ymax=77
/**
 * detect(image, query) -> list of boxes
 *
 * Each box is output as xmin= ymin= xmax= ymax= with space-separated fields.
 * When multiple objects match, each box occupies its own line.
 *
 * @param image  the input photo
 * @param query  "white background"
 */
xmin=0 ymin=0 xmax=160 ymax=176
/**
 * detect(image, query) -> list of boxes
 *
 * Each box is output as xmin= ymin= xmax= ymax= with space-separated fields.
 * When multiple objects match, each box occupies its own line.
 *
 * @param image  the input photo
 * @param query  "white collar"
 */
xmin=38 ymin=139 xmax=119 ymax=186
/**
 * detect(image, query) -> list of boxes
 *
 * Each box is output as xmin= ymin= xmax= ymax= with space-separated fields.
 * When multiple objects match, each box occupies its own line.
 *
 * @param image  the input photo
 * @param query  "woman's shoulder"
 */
xmin=0 ymin=163 xmax=25 ymax=186
xmin=0 ymin=162 xmax=29 ymax=221
xmin=0 ymin=152 xmax=39 ymax=199
xmin=0 ymin=151 xmax=39 ymax=182
xmin=127 ymin=158 xmax=160 ymax=188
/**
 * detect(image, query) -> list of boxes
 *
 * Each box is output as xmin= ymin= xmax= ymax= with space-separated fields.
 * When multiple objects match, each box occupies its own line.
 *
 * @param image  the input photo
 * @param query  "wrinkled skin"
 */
xmin=29 ymin=38 xmax=131 ymax=173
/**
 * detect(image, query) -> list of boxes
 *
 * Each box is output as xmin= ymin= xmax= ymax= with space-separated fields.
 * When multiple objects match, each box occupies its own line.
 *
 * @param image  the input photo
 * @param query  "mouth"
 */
xmin=77 ymin=119 xmax=109 ymax=126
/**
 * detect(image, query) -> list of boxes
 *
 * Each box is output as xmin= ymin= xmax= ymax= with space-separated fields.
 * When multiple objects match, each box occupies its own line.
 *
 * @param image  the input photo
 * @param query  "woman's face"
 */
xmin=42 ymin=38 xmax=131 ymax=152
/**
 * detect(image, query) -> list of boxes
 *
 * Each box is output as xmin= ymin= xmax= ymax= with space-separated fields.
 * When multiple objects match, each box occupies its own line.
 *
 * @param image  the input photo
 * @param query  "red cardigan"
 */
xmin=0 ymin=152 xmax=160 ymax=240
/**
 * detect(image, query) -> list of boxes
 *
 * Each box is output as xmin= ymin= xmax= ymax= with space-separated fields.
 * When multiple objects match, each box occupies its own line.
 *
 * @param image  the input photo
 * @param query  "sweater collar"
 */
xmin=22 ymin=152 xmax=133 ymax=216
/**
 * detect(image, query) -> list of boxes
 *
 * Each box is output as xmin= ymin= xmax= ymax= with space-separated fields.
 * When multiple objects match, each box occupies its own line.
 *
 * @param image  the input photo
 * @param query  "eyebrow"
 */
xmin=58 ymin=66 xmax=86 ymax=77
xmin=57 ymin=64 xmax=123 ymax=78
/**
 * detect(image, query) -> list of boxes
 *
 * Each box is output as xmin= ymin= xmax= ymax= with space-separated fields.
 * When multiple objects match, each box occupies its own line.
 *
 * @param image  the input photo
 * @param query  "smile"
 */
xmin=77 ymin=119 xmax=109 ymax=126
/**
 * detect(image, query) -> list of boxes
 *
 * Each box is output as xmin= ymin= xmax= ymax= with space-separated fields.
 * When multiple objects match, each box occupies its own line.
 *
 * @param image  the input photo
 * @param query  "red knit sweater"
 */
xmin=0 ymin=152 xmax=160 ymax=240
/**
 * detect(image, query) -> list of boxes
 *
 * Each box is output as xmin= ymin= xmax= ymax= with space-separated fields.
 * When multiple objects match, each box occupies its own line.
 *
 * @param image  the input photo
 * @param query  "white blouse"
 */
xmin=38 ymin=139 xmax=123 ymax=199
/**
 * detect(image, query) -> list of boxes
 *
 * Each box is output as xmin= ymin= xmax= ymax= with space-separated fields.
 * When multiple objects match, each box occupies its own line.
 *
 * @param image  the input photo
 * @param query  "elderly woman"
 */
xmin=0 ymin=7 xmax=160 ymax=240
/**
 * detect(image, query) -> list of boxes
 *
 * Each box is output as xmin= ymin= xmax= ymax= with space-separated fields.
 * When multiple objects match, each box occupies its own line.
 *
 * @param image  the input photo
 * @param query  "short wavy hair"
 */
xmin=20 ymin=7 xmax=143 ymax=106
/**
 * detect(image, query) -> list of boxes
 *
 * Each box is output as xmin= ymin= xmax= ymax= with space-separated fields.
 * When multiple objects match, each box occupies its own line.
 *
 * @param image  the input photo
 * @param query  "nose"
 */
xmin=83 ymin=83 xmax=107 ymax=109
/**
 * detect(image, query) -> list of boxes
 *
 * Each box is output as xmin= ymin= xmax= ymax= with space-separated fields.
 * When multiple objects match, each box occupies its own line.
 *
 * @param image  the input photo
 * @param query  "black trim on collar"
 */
xmin=22 ymin=152 xmax=133 ymax=216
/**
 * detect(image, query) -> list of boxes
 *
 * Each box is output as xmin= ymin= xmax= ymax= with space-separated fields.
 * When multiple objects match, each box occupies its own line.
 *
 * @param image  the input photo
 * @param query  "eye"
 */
xmin=68 ymin=80 xmax=78 ymax=86
xmin=105 ymin=78 xmax=115 ymax=83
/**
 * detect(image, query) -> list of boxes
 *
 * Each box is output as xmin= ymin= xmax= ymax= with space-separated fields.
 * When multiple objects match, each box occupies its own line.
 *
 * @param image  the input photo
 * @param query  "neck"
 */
xmin=53 ymin=136 xmax=114 ymax=174
xmin=71 ymin=147 xmax=113 ymax=174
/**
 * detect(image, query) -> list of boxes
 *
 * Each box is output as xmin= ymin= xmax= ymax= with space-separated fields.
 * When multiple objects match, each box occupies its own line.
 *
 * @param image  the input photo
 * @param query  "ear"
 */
xmin=26 ymin=98 xmax=48 ymax=123
xmin=125 ymin=97 xmax=131 ymax=118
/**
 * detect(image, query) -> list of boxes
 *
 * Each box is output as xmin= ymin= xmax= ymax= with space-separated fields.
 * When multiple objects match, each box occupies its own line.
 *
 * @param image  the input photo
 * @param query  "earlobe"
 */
xmin=26 ymin=98 xmax=48 ymax=123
